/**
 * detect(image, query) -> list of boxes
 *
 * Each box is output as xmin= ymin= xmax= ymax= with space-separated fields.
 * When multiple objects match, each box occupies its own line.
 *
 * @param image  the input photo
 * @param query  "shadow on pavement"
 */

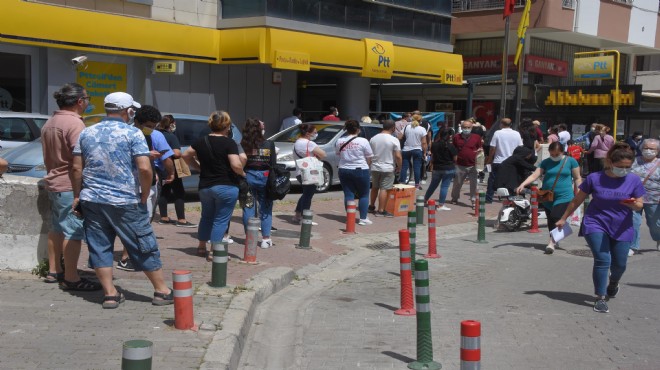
xmin=382 ymin=350 xmax=415 ymax=364
xmin=63 ymin=285 xmax=153 ymax=305
xmin=317 ymin=213 xmax=346 ymax=223
xmin=524 ymin=290 xmax=593 ymax=307
xmin=387 ymin=271 xmax=400 ymax=277
xmin=492 ymin=242 xmax=545 ymax=251
xmin=374 ymin=302 xmax=399 ymax=312
xmin=626 ymin=283 xmax=660 ymax=290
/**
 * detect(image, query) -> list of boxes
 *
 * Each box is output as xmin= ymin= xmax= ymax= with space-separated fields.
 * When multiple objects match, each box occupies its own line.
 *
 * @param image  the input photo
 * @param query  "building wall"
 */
xmin=628 ymin=0 xmax=659 ymax=47
xmin=597 ymin=2 xmax=631 ymax=43
xmin=574 ymin=0 xmax=600 ymax=35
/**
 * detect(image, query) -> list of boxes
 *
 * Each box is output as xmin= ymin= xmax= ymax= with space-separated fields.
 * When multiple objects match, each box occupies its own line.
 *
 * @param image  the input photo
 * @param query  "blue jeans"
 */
xmin=242 ymin=169 xmax=273 ymax=238
xmin=48 ymin=191 xmax=84 ymax=240
xmin=632 ymin=204 xmax=660 ymax=250
xmin=485 ymin=163 xmax=501 ymax=202
xmin=295 ymin=175 xmax=317 ymax=214
xmin=198 ymin=185 xmax=239 ymax=243
xmin=399 ymin=149 xmax=423 ymax=185
xmin=424 ymin=169 xmax=455 ymax=205
xmin=584 ymin=232 xmax=630 ymax=296
xmin=338 ymin=168 xmax=371 ymax=219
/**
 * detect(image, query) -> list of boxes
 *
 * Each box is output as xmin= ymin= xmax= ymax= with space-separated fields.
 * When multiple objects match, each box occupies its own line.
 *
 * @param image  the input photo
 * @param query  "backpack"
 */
xmin=266 ymin=140 xmax=291 ymax=200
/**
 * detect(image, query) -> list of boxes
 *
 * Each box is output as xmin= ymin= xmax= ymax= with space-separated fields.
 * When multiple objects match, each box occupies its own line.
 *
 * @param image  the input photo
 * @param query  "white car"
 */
xmin=0 ymin=112 xmax=50 ymax=150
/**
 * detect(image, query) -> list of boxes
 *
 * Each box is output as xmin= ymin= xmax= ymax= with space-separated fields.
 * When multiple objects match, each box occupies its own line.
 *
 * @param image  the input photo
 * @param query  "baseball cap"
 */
xmin=104 ymin=92 xmax=141 ymax=110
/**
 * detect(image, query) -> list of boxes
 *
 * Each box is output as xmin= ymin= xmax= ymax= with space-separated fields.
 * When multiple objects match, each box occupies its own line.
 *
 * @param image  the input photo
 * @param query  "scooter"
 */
xmin=495 ymin=188 xmax=532 ymax=231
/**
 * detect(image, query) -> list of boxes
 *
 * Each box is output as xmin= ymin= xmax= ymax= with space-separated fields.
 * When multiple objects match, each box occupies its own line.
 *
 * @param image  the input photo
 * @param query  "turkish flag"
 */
xmin=503 ymin=0 xmax=515 ymax=18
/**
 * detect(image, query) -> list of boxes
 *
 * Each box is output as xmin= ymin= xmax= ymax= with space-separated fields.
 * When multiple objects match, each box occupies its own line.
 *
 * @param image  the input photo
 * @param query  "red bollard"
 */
xmin=172 ymin=270 xmax=194 ymax=330
xmin=474 ymin=195 xmax=479 ymax=218
xmin=344 ymin=200 xmax=357 ymax=234
xmin=528 ymin=185 xmax=541 ymax=233
xmin=395 ymin=229 xmax=416 ymax=316
xmin=243 ymin=217 xmax=259 ymax=263
xmin=425 ymin=200 xmax=440 ymax=258
xmin=461 ymin=320 xmax=481 ymax=370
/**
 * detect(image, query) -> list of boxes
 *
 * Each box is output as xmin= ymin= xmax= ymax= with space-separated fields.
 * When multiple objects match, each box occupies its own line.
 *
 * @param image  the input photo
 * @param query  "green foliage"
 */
xmin=32 ymin=259 xmax=49 ymax=278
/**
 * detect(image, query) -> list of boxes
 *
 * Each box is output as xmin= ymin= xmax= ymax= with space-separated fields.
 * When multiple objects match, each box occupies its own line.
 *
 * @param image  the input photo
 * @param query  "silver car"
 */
xmin=271 ymin=121 xmax=384 ymax=192
xmin=0 ymin=112 xmax=50 ymax=150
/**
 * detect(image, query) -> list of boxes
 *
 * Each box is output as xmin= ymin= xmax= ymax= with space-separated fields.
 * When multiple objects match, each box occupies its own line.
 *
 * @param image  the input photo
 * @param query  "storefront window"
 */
xmin=0 ymin=52 xmax=31 ymax=112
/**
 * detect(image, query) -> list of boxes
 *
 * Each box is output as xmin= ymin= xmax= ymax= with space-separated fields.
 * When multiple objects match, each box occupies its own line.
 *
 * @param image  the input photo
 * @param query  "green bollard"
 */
xmin=210 ymin=241 xmax=228 ymax=287
xmin=416 ymin=195 xmax=425 ymax=225
xmin=476 ymin=192 xmax=487 ymax=244
xmin=296 ymin=209 xmax=314 ymax=249
xmin=408 ymin=260 xmax=441 ymax=370
xmin=122 ymin=340 xmax=153 ymax=370
xmin=408 ymin=210 xmax=417 ymax=272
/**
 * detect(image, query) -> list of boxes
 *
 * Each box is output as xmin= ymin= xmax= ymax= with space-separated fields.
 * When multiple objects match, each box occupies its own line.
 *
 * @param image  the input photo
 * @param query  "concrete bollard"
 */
xmin=476 ymin=192 xmax=487 ymax=244
xmin=408 ymin=260 xmax=441 ymax=370
xmin=296 ymin=209 xmax=314 ymax=249
xmin=210 ymin=241 xmax=228 ymax=288
xmin=172 ymin=270 xmax=194 ymax=330
xmin=121 ymin=339 xmax=153 ymax=370
xmin=243 ymin=217 xmax=259 ymax=263
xmin=344 ymin=200 xmax=357 ymax=234
xmin=416 ymin=195 xmax=425 ymax=225
xmin=460 ymin=320 xmax=481 ymax=370
xmin=407 ymin=210 xmax=417 ymax=272
xmin=394 ymin=229 xmax=416 ymax=316
xmin=528 ymin=185 xmax=540 ymax=233
xmin=424 ymin=200 xmax=440 ymax=258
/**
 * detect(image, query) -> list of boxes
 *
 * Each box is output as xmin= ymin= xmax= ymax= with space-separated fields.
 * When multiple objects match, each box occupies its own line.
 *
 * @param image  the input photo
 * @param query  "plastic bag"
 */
xmin=568 ymin=204 xmax=583 ymax=227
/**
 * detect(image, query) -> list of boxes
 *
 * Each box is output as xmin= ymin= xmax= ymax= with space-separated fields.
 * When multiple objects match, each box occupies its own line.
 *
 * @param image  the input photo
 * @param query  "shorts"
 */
xmin=371 ymin=171 xmax=395 ymax=190
xmin=81 ymin=201 xmax=162 ymax=271
xmin=48 ymin=191 xmax=84 ymax=240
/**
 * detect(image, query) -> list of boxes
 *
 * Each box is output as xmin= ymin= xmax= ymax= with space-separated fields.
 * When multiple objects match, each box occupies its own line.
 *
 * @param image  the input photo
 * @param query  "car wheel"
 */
xmin=316 ymin=164 xmax=332 ymax=193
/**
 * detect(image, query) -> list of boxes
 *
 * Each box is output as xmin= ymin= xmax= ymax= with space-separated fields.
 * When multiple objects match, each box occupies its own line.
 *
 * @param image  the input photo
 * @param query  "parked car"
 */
xmin=0 ymin=112 xmax=50 ymax=150
xmin=270 ymin=121 xmax=383 ymax=192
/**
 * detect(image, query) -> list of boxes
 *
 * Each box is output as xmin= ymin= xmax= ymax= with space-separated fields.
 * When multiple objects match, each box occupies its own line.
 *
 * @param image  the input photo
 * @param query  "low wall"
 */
xmin=0 ymin=175 xmax=50 ymax=271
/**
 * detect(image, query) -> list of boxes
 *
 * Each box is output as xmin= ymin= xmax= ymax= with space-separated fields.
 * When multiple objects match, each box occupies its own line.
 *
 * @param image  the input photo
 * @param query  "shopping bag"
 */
xmin=295 ymin=156 xmax=324 ymax=186
xmin=476 ymin=151 xmax=485 ymax=172
xmin=174 ymin=158 xmax=191 ymax=178
xmin=568 ymin=204 xmax=583 ymax=227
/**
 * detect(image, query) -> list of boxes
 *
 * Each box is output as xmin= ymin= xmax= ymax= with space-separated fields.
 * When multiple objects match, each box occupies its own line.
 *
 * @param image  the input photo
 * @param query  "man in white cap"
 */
xmin=71 ymin=92 xmax=173 ymax=309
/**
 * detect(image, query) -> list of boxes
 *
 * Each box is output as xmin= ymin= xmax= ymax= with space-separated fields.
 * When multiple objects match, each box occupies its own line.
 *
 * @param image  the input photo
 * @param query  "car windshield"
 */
xmin=270 ymin=124 xmax=342 ymax=145
xmin=33 ymin=118 xmax=47 ymax=129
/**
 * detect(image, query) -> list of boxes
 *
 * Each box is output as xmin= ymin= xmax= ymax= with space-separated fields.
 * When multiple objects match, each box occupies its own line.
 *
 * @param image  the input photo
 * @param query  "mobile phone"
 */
xmin=74 ymin=203 xmax=83 ymax=217
xmin=622 ymin=198 xmax=635 ymax=204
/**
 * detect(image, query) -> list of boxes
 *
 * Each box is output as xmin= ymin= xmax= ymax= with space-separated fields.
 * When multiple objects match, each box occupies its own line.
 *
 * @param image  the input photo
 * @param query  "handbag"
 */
xmin=267 ymin=139 xmax=291 ymax=200
xmin=399 ymin=125 xmax=407 ymax=148
xmin=295 ymin=141 xmax=324 ymax=186
xmin=537 ymin=157 xmax=567 ymax=203
xmin=173 ymin=158 xmax=191 ymax=178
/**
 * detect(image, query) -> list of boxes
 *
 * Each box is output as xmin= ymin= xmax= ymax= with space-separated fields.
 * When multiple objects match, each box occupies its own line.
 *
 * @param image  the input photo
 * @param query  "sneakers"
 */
xmin=437 ymin=205 xmax=451 ymax=211
xmin=358 ymin=218 xmax=373 ymax=225
xmin=421 ymin=180 xmax=427 ymax=185
xmin=116 ymin=259 xmax=136 ymax=272
xmin=175 ymin=221 xmax=197 ymax=228
xmin=607 ymin=281 xmax=620 ymax=298
xmin=593 ymin=299 xmax=609 ymax=313
xmin=296 ymin=218 xmax=319 ymax=226
xmin=260 ymin=239 xmax=273 ymax=249
xmin=157 ymin=219 xmax=176 ymax=225
xmin=375 ymin=211 xmax=394 ymax=218
xmin=222 ymin=235 xmax=235 ymax=244
xmin=368 ymin=205 xmax=376 ymax=214
xmin=416 ymin=184 xmax=423 ymax=190
xmin=545 ymin=244 xmax=555 ymax=254
xmin=628 ymin=249 xmax=635 ymax=257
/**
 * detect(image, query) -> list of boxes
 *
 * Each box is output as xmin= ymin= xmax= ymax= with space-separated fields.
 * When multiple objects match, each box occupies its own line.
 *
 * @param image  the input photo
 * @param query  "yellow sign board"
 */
xmin=443 ymin=69 xmax=463 ymax=85
xmin=273 ymin=50 xmax=310 ymax=71
xmin=362 ymin=39 xmax=394 ymax=79
xmin=154 ymin=61 xmax=177 ymax=73
xmin=76 ymin=61 xmax=127 ymax=115
xmin=573 ymin=56 xmax=614 ymax=81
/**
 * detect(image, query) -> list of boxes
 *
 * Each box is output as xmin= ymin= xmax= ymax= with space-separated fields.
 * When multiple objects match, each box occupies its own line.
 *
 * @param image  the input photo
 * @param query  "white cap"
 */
xmin=104 ymin=92 xmax=141 ymax=110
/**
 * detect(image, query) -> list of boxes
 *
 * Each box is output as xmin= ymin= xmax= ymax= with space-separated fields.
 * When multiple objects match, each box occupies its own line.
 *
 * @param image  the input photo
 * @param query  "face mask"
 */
xmin=642 ymin=149 xmax=657 ymax=159
xmin=550 ymin=155 xmax=563 ymax=162
xmin=310 ymin=133 xmax=318 ymax=141
xmin=611 ymin=166 xmax=631 ymax=177
xmin=141 ymin=126 xmax=154 ymax=136
xmin=261 ymin=130 xmax=266 ymax=136
xmin=170 ymin=124 xmax=176 ymax=133
xmin=462 ymin=128 xmax=471 ymax=135
xmin=635 ymin=136 xmax=642 ymax=141
xmin=591 ymin=127 xmax=595 ymax=131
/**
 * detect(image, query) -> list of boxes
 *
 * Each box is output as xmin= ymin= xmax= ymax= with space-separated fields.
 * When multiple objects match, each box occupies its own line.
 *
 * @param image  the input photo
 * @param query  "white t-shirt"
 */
xmin=370 ymin=133 xmax=401 ymax=172
xmin=280 ymin=116 xmax=302 ymax=131
xmin=402 ymin=125 xmax=427 ymax=151
xmin=558 ymin=131 xmax=570 ymax=151
xmin=491 ymin=128 xmax=523 ymax=164
xmin=293 ymin=138 xmax=318 ymax=176
xmin=336 ymin=135 xmax=373 ymax=170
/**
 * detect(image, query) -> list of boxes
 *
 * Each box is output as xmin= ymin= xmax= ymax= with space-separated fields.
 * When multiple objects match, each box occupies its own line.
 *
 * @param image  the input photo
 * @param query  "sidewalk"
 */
xmin=0 ymin=182 xmax=499 ymax=369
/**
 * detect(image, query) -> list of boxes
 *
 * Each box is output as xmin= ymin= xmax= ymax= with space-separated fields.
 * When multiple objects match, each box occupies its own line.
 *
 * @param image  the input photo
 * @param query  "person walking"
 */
xmin=555 ymin=143 xmax=644 ymax=313
xmin=587 ymin=124 xmax=614 ymax=173
xmin=182 ymin=111 xmax=246 ymax=259
xmin=625 ymin=131 xmax=644 ymax=157
xmin=71 ymin=92 xmax=172 ymax=308
xmin=547 ymin=126 xmax=559 ymax=144
xmin=40 ymin=83 xmax=101 ymax=290
xmin=424 ymin=127 xmax=457 ymax=210
xmin=322 ymin=106 xmax=340 ymax=121
xmin=368 ymin=119 xmax=401 ymax=217
xmin=450 ymin=120 xmax=482 ymax=208
xmin=398 ymin=117 xmax=427 ymax=189
xmin=292 ymin=123 xmax=326 ymax=224
xmin=486 ymin=118 xmax=523 ymax=203
xmin=280 ymin=108 xmax=303 ymax=131
xmin=630 ymin=138 xmax=660 ymax=254
xmin=241 ymin=118 xmax=277 ymax=249
xmin=557 ymin=123 xmax=571 ymax=152
xmin=336 ymin=120 xmax=374 ymax=225
xmin=516 ymin=142 xmax=582 ymax=254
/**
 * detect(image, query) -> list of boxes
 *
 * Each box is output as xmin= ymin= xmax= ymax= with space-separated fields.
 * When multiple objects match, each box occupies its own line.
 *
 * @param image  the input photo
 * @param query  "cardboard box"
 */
xmin=385 ymin=184 xmax=416 ymax=217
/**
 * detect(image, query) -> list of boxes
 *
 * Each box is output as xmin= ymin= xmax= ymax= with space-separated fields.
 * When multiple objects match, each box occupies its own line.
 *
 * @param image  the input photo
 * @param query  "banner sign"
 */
xmin=463 ymin=55 xmax=516 ymax=75
xmin=76 ymin=61 xmax=127 ymax=115
xmin=525 ymin=55 xmax=568 ymax=77
xmin=362 ymin=39 xmax=394 ymax=79
xmin=273 ymin=50 xmax=310 ymax=71
xmin=537 ymin=85 xmax=641 ymax=112
xmin=573 ymin=56 xmax=615 ymax=80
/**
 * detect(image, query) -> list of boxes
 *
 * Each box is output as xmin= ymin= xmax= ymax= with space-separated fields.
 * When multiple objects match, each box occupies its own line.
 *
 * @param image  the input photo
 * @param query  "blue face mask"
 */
xmin=550 ymin=155 xmax=563 ymax=162
xmin=611 ymin=166 xmax=631 ymax=177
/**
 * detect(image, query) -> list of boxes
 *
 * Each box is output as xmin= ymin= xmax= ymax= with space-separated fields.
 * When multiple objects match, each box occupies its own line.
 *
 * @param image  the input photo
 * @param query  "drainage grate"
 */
xmin=363 ymin=242 xmax=398 ymax=250
xmin=567 ymin=249 xmax=593 ymax=257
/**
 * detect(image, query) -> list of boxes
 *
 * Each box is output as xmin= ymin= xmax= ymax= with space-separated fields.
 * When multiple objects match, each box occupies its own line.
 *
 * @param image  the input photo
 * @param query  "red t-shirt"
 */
xmin=323 ymin=114 xmax=340 ymax=121
xmin=567 ymin=145 xmax=583 ymax=161
xmin=452 ymin=133 xmax=482 ymax=166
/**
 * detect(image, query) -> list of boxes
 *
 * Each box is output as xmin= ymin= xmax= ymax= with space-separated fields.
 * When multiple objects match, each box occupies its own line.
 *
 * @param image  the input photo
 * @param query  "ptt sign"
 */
xmin=378 ymin=55 xmax=391 ymax=68
xmin=362 ymin=39 xmax=394 ymax=78
xmin=573 ymin=56 xmax=614 ymax=81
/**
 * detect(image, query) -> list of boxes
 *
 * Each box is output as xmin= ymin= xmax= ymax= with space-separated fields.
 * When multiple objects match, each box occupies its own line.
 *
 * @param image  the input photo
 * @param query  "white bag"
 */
xmin=475 ymin=151 xmax=485 ymax=172
xmin=568 ymin=204 xmax=583 ymax=227
xmin=296 ymin=156 xmax=324 ymax=186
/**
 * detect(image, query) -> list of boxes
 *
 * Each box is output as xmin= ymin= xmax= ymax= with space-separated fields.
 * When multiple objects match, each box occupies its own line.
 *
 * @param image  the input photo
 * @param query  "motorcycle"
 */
xmin=495 ymin=187 xmax=533 ymax=231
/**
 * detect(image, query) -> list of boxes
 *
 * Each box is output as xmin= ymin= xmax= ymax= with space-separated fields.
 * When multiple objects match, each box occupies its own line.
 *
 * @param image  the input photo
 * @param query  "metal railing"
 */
xmin=452 ymin=0 xmax=525 ymax=12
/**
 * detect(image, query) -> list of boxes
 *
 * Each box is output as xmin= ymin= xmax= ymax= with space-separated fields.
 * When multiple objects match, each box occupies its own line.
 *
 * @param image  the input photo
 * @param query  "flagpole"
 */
xmin=500 ymin=17 xmax=510 ymax=120
xmin=514 ymin=51 xmax=525 ymax=129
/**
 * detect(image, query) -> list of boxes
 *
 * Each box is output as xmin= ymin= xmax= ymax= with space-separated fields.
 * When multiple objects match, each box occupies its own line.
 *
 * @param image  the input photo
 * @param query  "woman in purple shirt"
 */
xmin=555 ymin=143 xmax=644 ymax=313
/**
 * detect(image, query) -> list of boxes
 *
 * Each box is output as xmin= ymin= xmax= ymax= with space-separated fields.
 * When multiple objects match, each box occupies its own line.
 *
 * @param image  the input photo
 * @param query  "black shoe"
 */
xmin=593 ymin=299 xmax=609 ymax=313
xmin=368 ymin=205 xmax=376 ymax=214
xmin=175 ymin=221 xmax=197 ymax=228
xmin=157 ymin=219 xmax=176 ymax=225
xmin=607 ymin=281 xmax=620 ymax=298
xmin=116 ymin=259 xmax=136 ymax=272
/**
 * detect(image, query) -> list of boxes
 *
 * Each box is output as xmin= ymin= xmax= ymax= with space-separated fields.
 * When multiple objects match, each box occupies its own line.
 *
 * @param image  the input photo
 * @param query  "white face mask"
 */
xmin=310 ymin=133 xmax=318 ymax=141
xmin=261 ymin=130 xmax=265 ymax=136
xmin=642 ymin=149 xmax=657 ymax=159
xmin=611 ymin=166 xmax=631 ymax=177
xmin=550 ymin=155 xmax=563 ymax=162
xmin=461 ymin=128 xmax=471 ymax=134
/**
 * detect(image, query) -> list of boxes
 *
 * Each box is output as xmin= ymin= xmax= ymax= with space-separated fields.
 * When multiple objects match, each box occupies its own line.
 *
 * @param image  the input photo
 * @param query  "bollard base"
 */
xmin=238 ymin=260 xmax=260 ymax=265
xmin=424 ymin=253 xmax=440 ymax=259
xmin=295 ymin=244 xmax=312 ymax=250
xmin=408 ymin=360 xmax=442 ymax=370
xmin=342 ymin=230 xmax=357 ymax=234
xmin=394 ymin=308 xmax=416 ymax=316
xmin=527 ymin=228 xmax=541 ymax=233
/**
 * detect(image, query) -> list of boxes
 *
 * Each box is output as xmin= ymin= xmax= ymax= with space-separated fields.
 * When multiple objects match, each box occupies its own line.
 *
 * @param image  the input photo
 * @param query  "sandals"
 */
xmin=60 ymin=277 xmax=102 ymax=291
xmin=44 ymin=272 xmax=64 ymax=283
xmin=152 ymin=289 xmax=174 ymax=306
xmin=102 ymin=292 xmax=125 ymax=309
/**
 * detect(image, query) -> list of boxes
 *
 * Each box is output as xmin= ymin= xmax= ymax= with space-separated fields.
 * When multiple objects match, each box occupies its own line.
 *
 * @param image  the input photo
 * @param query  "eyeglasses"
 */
xmin=80 ymin=96 xmax=91 ymax=101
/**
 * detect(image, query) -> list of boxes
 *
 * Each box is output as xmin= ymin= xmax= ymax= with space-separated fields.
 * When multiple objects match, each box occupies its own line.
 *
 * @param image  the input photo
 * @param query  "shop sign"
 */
xmin=362 ymin=39 xmax=394 ymax=79
xmin=463 ymin=55 xmax=516 ymax=75
xmin=77 ymin=61 xmax=127 ymax=115
xmin=152 ymin=60 xmax=184 ymax=75
xmin=537 ymin=85 xmax=641 ymax=112
xmin=273 ymin=50 xmax=310 ymax=71
xmin=573 ymin=56 xmax=614 ymax=80
xmin=525 ymin=55 xmax=568 ymax=77
xmin=443 ymin=68 xmax=463 ymax=85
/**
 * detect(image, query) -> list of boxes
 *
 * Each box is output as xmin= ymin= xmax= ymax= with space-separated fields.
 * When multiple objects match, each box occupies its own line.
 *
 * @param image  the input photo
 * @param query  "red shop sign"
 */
xmin=525 ymin=55 xmax=568 ymax=77
xmin=463 ymin=55 xmax=516 ymax=75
